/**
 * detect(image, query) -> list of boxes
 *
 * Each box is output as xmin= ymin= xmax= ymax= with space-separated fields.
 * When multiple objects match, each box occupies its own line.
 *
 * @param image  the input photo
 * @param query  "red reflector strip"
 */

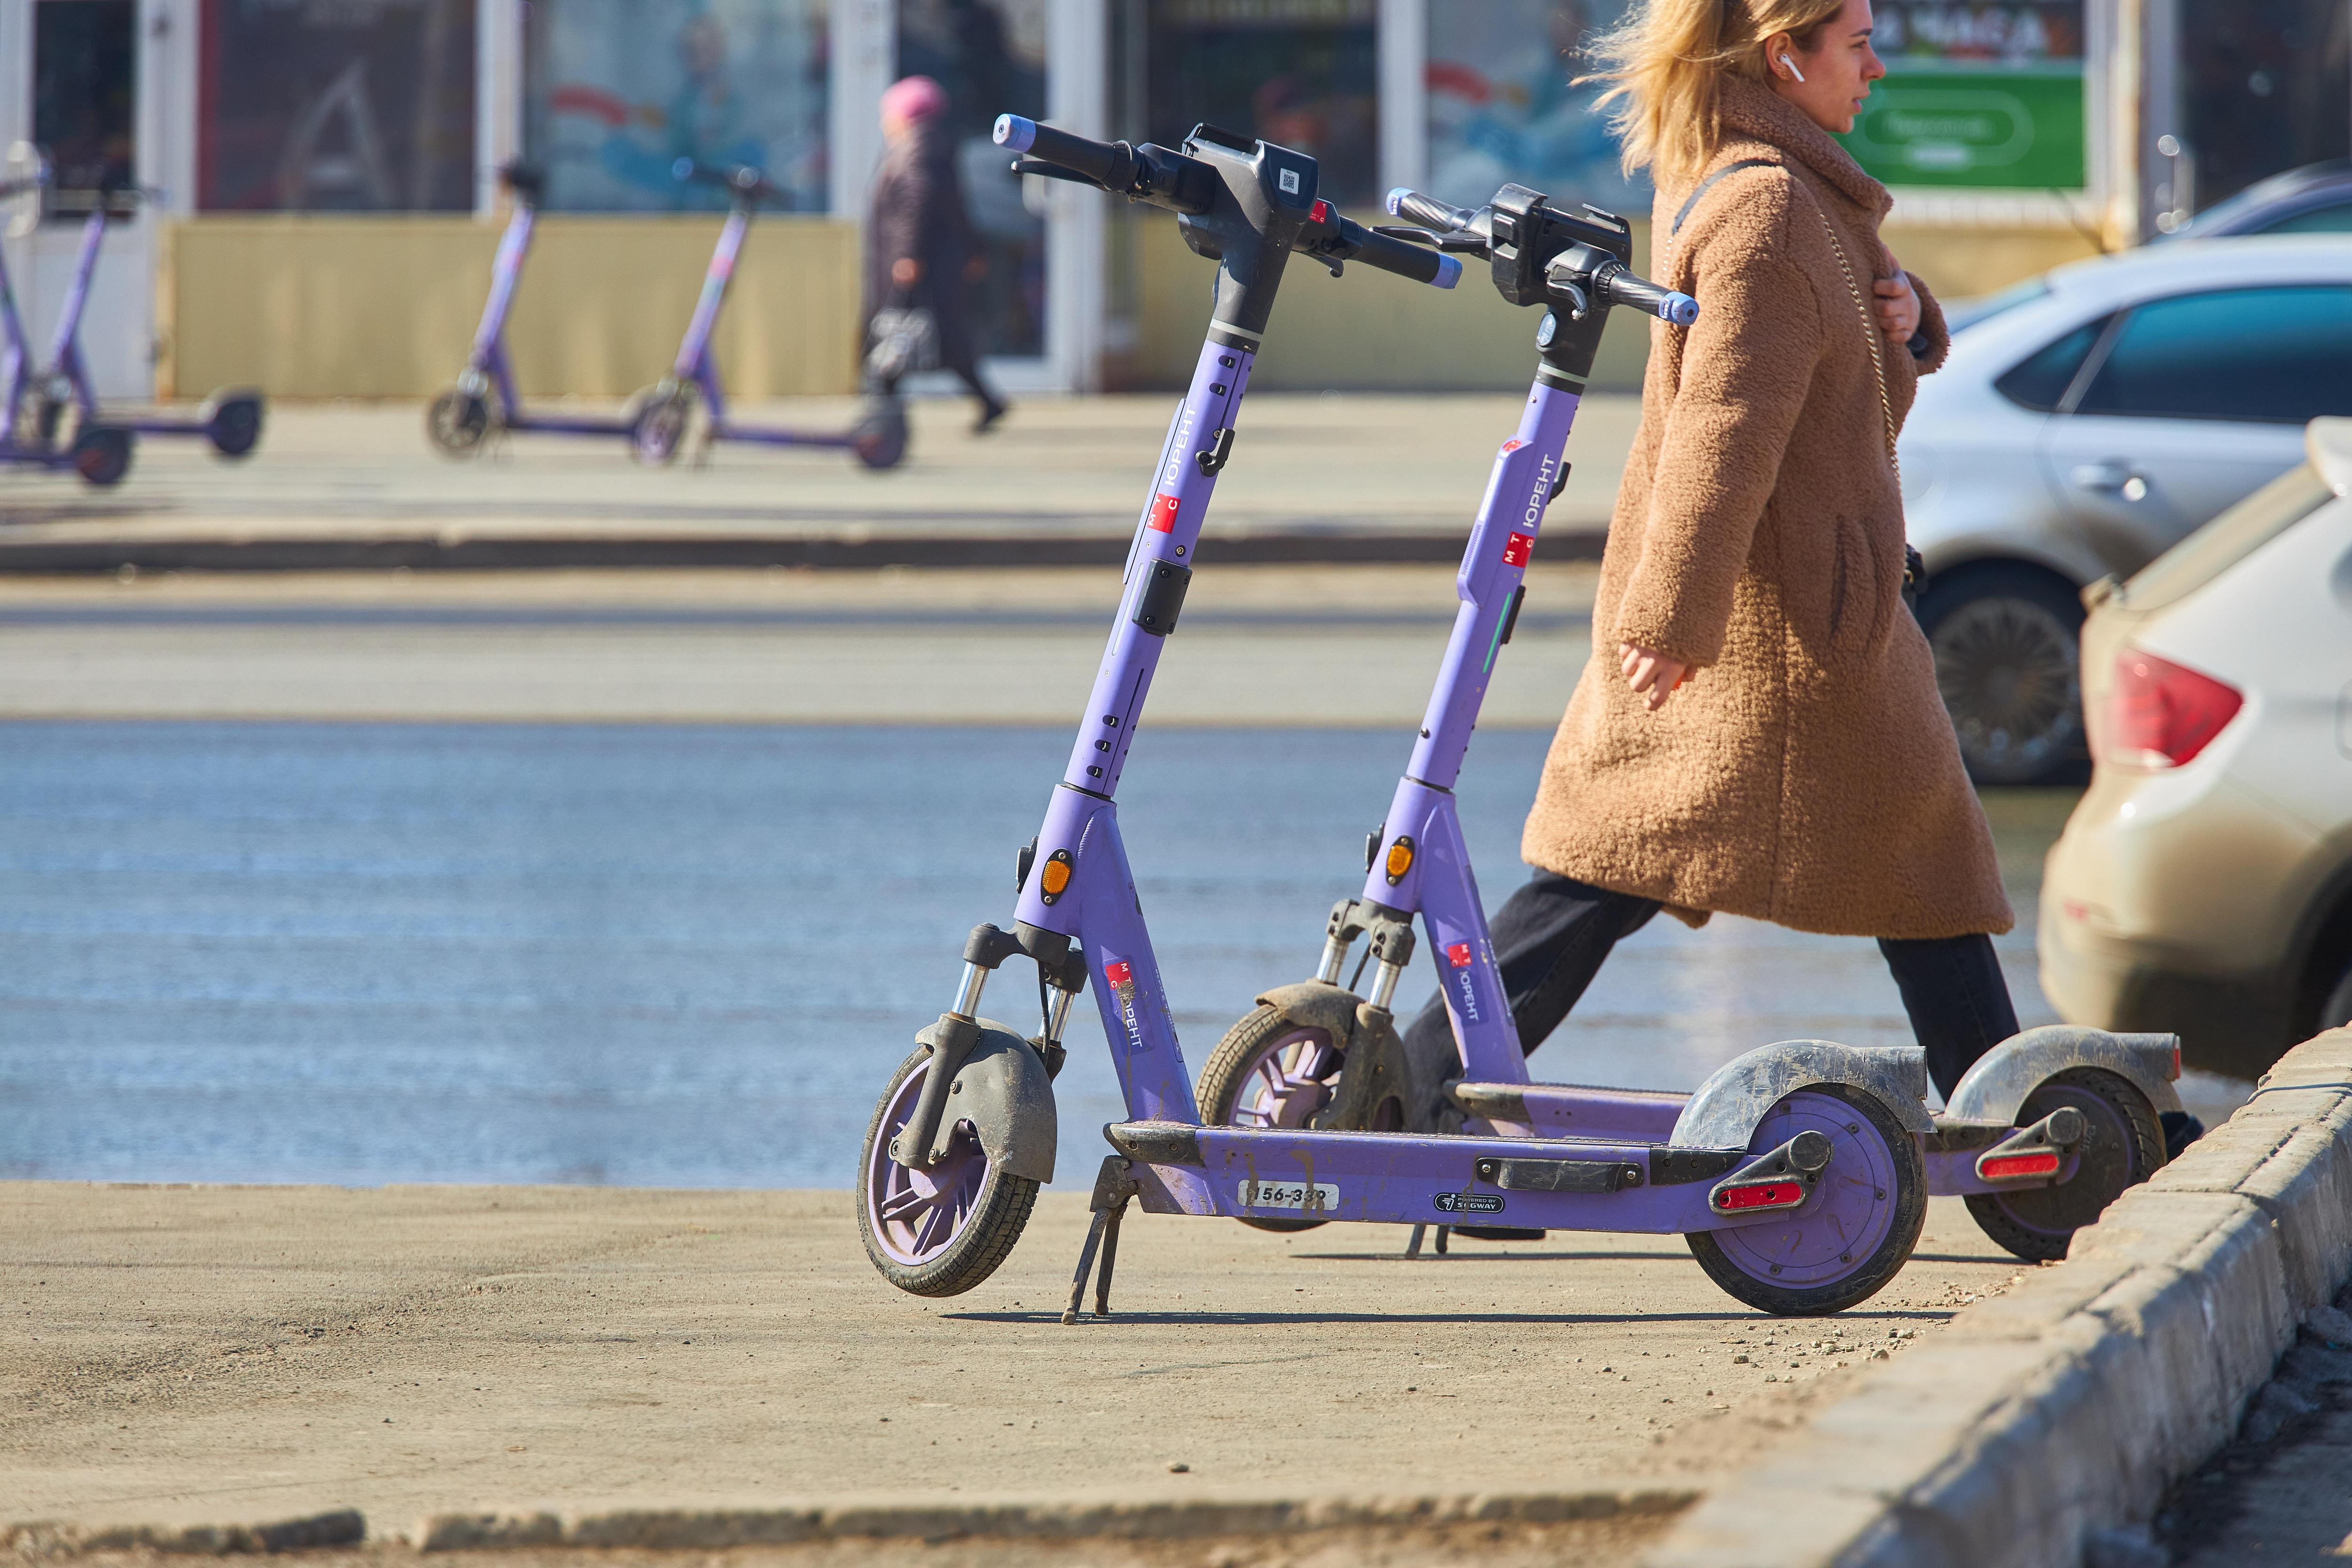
xmin=1979 ymin=1152 xmax=2062 ymax=1181
xmin=1715 ymin=1181 xmax=1805 ymax=1211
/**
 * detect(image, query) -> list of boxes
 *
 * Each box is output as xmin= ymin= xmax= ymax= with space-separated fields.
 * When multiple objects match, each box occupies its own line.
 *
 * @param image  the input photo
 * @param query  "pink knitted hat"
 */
xmin=880 ymin=76 xmax=949 ymax=124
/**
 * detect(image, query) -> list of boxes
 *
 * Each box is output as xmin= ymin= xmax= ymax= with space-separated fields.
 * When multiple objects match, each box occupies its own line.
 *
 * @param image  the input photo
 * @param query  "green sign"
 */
xmin=1840 ymin=66 xmax=2087 ymax=191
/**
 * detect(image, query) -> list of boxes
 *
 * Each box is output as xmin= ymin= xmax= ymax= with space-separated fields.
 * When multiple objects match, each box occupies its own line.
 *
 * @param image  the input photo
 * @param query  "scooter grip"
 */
xmin=1334 ymin=215 xmax=1462 ymax=289
xmin=994 ymin=115 xmax=1121 ymax=191
xmin=1385 ymin=187 xmax=1477 ymax=235
xmin=1603 ymin=268 xmax=1700 ymax=326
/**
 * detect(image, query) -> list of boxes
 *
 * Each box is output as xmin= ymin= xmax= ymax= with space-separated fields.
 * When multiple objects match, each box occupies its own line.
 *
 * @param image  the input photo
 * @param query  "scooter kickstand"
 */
xmin=1062 ymin=1157 xmax=1141 ymax=1325
xmin=1406 ymin=1223 xmax=1426 ymax=1259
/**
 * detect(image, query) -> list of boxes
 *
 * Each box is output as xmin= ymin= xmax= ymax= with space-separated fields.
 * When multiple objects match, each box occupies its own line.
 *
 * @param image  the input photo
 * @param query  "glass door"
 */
xmin=895 ymin=0 xmax=1049 ymax=378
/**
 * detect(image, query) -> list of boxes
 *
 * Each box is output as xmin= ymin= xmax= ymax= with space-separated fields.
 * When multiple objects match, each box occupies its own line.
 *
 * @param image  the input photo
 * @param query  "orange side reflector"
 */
xmin=1979 ymin=1151 xmax=2063 ymax=1182
xmin=1384 ymin=841 xmax=1414 ymax=879
xmin=1040 ymin=859 xmax=1072 ymax=897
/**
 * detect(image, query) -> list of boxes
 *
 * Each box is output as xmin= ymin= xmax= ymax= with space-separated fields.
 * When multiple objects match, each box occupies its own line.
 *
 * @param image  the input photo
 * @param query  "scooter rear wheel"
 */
xmin=427 ymin=389 xmax=491 ymax=456
xmin=207 ymin=394 xmax=264 ymax=458
xmin=852 ymin=401 xmax=908 ymax=470
xmin=71 ymin=426 xmax=133 ymax=487
xmin=1963 ymin=1068 xmax=2163 ymax=1263
xmin=1687 ymin=1082 xmax=1926 ymax=1316
xmin=1197 ymin=1007 xmax=1371 ymax=1234
xmin=856 ymin=1045 xmax=1039 ymax=1297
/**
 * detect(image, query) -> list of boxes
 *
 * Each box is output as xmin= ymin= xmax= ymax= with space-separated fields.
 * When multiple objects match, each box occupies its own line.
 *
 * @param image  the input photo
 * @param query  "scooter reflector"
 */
xmin=1713 ymin=1180 xmax=1806 ymax=1212
xmin=1978 ymin=1150 xmax=2064 ymax=1182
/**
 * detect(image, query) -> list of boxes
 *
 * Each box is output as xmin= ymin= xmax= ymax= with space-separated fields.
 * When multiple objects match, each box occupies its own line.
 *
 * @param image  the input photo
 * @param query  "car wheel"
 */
xmin=2321 ymin=958 xmax=2352 ymax=1033
xmin=1916 ymin=562 xmax=2087 ymax=787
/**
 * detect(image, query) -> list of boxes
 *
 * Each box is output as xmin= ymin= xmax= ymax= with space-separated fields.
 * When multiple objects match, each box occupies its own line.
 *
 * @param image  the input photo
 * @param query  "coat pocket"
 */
xmin=1823 ymin=512 xmax=1887 ymax=661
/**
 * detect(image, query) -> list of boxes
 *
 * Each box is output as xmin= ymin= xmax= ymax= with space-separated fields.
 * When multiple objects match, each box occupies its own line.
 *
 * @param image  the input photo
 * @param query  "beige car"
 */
xmin=2040 ymin=418 xmax=2352 ymax=1080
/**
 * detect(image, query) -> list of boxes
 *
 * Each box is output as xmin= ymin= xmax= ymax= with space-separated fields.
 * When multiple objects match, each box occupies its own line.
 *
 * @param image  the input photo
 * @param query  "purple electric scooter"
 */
xmin=429 ymin=164 xmax=641 ymax=456
xmin=855 ymin=116 xmax=1938 ymax=1321
xmin=0 ymin=159 xmax=135 ymax=486
xmin=1192 ymin=187 xmax=2185 ymax=1276
xmin=628 ymin=160 xmax=907 ymax=471
xmin=26 ymin=176 xmax=262 ymax=461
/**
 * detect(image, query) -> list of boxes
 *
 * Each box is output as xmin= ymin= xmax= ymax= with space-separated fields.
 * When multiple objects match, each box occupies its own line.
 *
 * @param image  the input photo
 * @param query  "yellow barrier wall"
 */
xmin=163 ymin=215 xmax=863 ymax=401
xmin=160 ymin=209 xmax=2100 ymax=399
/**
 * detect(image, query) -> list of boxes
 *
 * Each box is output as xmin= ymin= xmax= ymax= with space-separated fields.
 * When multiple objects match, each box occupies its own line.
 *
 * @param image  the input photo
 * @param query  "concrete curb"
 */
xmin=0 ymin=530 xmax=1610 ymax=576
xmin=1645 ymin=1026 xmax=2352 ymax=1568
xmin=2 ymin=1510 xmax=366 ymax=1557
xmin=409 ymin=1485 xmax=1698 ymax=1551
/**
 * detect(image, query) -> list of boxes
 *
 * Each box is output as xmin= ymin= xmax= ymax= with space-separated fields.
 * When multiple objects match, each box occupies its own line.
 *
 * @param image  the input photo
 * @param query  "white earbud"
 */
xmin=1780 ymin=53 xmax=1806 ymax=83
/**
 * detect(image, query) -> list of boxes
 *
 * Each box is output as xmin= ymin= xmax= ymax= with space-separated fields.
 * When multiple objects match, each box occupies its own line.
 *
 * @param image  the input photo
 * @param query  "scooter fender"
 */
xmin=1252 ymin=980 xmax=1361 ymax=1050
xmin=918 ymin=1016 xmax=1057 ymax=1182
xmin=1943 ymin=1025 xmax=2184 ymax=1125
xmin=1670 ymin=1040 xmax=1934 ymax=1149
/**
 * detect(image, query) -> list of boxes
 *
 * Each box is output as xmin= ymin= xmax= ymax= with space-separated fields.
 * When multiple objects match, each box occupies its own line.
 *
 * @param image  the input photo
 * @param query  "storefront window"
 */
xmin=2181 ymin=0 xmax=2351 ymax=210
xmin=33 ymin=0 xmax=136 ymax=217
xmin=897 ymin=0 xmax=1047 ymax=358
xmin=1842 ymin=2 xmax=2087 ymax=190
xmin=1146 ymin=0 xmax=1378 ymax=208
xmin=199 ymin=0 xmax=477 ymax=211
xmin=524 ymin=0 xmax=830 ymax=213
xmin=1424 ymin=0 xmax=1646 ymax=216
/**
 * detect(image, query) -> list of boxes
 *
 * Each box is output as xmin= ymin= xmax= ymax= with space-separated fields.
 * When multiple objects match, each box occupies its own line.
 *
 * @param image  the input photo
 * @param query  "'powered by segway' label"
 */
xmin=1433 ymin=1192 xmax=1505 ymax=1214
xmin=1239 ymin=1179 xmax=1338 ymax=1213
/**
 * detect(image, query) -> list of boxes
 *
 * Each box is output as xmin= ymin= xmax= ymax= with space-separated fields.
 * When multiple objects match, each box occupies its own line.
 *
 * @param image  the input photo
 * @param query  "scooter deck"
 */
xmin=1450 ymin=1078 xmax=2072 ymax=1199
xmin=1106 ymin=1118 xmax=1788 ymax=1235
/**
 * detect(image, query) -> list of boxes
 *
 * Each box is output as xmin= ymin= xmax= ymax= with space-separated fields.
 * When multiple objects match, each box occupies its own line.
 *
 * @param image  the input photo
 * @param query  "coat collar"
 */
xmin=1713 ymin=73 xmax=1890 ymax=219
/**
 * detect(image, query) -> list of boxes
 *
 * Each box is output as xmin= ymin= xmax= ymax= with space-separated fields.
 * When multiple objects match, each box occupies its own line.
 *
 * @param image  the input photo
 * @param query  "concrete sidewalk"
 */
xmin=0 ymin=1183 xmax=2030 ymax=1554
xmin=0 ymin=395 xmax=1640 ymax=573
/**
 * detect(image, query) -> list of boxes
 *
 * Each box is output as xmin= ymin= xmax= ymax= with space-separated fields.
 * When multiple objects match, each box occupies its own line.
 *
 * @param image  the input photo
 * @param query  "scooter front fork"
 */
xmin=892 ymin=921 xmax=1084 ymax=1173
xmin=1311 ymin=896 xmax=1414 ymax=1011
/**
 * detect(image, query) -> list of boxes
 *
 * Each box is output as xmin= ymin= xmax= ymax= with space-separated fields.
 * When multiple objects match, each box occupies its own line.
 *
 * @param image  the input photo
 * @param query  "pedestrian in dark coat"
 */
xmin=1403 ymin=0 xmax=2024 ymax=1103
xmin=863 ymin=75 xmax=1008 ymax=431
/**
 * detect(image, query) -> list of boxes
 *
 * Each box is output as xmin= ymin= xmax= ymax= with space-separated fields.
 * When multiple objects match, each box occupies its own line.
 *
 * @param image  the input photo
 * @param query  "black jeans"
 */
xmin=1401 ymin=870 xmax=2020 ymax=1100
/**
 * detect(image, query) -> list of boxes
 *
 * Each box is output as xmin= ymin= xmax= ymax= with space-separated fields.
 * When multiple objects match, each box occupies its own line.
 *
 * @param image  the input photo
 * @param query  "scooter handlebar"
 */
xmin=1385 ymin=186 xmax=1478 ymax=236
xmin=1601 ymin=266 xmax=1700 ymax=326
xmin=994 ymin=115 xmax=1119 ymax=188
xmin=669 ymin=157 xmax=780 ymax=203
xmin=1301 ymin=205 xmax=1460 ymax=289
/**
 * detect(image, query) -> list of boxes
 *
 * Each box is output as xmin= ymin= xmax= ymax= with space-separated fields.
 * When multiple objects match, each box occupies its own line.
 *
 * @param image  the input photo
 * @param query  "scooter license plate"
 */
xmin=1239 ymin=1179 xmax=1340 ymax=1213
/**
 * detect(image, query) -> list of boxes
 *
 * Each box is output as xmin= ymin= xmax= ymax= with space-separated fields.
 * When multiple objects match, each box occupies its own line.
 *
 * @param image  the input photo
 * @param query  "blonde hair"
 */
xmin=1586 ymin=0 xmax=1849 ymax=189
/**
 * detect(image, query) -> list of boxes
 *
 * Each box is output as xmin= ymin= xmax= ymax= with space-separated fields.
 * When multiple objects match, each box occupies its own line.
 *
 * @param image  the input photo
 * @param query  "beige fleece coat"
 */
xmin=1521 ymin=76 xmax=2011 ymax=939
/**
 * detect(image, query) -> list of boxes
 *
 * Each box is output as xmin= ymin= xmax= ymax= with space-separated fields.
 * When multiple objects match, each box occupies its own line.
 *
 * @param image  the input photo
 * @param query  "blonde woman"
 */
xmin=1406 ymin=0 xmax=2146 ymax=1129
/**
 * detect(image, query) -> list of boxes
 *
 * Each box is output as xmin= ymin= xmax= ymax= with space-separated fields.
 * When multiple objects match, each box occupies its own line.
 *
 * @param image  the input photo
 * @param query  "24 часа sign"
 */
xmin=1839 ymin=0 xmax=2087 ymax=191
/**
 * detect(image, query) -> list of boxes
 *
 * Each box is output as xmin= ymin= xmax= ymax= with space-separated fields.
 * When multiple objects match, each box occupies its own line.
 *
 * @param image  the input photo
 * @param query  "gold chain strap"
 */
xmin=1807 ymin=200 xmax=1901 ymax=489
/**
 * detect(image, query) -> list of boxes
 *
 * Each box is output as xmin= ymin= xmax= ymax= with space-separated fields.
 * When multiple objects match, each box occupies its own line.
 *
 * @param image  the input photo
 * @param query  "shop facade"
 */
xmin=0 ymin=0 xmax=2343 ymax=400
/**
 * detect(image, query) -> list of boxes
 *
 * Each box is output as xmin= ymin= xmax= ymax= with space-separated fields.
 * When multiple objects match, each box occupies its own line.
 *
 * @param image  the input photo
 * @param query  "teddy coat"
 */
xmin=1520 ymin=75 xmax=2012 ymax=939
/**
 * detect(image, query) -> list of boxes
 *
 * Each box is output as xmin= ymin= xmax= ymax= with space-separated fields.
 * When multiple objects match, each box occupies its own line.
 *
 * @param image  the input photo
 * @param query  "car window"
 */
xmin=2259 ymin=201 xmax=2352 ymax=235
xmin=2074 ymin=286 xmax=2352 ymax=424
xmin=1994 ymin=318 xmax=2108 ymax=412
xmin=1947 ymin=277 xmax=2050 ymax=335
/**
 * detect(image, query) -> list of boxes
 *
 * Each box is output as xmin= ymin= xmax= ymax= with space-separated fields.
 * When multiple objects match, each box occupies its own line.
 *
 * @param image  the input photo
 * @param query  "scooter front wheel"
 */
xmin=852 ymin=400 xmax=908 ymax=470
xmin=631 ymin=385 xmax=695 ymax=465
xmin=1687 ymin=1082 xmax=1926 ymax=1316
xmin=1197 ymin=1007 xmax=1359 ymax=1234
xmin=857 ymin=1045 xmax=1039 ymax=1297
xmin=427 ymin=389 xmax=491 ymax=456
xmin=1964 ymin=1068 xmax=2163 ymax=1263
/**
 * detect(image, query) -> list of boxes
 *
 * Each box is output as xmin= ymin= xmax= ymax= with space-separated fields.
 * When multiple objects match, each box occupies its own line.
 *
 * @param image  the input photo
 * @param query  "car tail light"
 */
xmin=2101 ymin=649 xmax=2242 ymax=769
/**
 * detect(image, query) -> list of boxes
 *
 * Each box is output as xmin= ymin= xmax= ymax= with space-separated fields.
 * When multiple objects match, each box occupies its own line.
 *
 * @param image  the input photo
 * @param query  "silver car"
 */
xmin=1901 ymin=238 xmax=2352 ymax=783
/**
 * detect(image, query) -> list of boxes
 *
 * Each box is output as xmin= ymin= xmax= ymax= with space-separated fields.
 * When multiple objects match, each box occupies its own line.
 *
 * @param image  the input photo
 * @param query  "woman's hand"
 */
xmin=1620 ymin=642 xmax=1689 ymax=712
xmin=890 ymin=257 xmax=924 ymax=288
xmin=1872 ymin=268 xmax=1920 ymax=344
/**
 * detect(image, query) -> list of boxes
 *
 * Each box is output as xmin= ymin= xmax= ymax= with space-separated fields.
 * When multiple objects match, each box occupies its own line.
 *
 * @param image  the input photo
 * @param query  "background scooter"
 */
xmin=628 ymin=159 xmax=907 ymax=471
xmin=854 ymin=115 xmax=1940 ymax=1323
xmin=0 ymin=146 xmax=133 ymax=486
xmin=29 ymin=170 xmax=262 ymax=460
xmin=1191 ymin=185 xmax=2183 ymax=1277
xmin=428 ymin=163 xmax=639 ymax=457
